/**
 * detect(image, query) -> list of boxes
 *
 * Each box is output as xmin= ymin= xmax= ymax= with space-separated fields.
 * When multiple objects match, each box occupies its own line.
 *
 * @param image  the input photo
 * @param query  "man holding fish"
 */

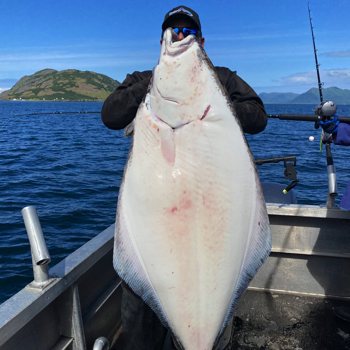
xmin=102 ymin=6 xmax=267 ymax=136
xmin=102 ymin=5 xmax=271 ymax=350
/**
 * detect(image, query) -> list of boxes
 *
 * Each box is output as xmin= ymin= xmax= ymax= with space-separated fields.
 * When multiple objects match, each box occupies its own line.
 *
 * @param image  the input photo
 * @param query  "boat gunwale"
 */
xmin=0 ymin=224 xmax=115 ymax=347
xmin=266 ymin=203 xmax=350 ymax=219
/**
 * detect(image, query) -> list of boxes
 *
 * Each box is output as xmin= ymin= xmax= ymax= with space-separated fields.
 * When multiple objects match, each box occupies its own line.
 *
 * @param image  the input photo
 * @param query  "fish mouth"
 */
xmin=146 ymin=94 xmax=210 ymax=130
xmin=146 ymin=94 xmax=190 ymax=129
xmin=164 ymin=28 xmax=197 ymax=55
xmin=154 ymin=115 xmax=193 ymax=130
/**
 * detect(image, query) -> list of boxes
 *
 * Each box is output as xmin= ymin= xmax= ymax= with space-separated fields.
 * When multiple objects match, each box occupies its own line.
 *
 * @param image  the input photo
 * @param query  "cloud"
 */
xmin=321 ymin=50 xmax=350 ymax=57
xmin=274 ymin=69 xmax=350 ymax=86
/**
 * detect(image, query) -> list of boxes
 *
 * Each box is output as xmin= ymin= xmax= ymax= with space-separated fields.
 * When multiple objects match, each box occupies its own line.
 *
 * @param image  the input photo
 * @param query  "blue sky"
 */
xmin=1 ymin=0 xmax=349 ymax=94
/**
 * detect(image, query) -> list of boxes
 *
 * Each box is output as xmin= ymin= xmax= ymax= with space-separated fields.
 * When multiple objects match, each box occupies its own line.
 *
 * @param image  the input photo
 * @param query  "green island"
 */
xmin=0 ymin=69 xmax=120 ymax=101
xmin=259 ymin=87 xmax=350 ymax=104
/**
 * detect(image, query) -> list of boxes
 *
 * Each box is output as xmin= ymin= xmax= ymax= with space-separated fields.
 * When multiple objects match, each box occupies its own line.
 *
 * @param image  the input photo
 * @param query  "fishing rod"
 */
xmin=308 ymin=2 xmax=323 ymax=104
xmin=263 ymin=5 xmax=344 ymax=208
xmin=13 ymin=110 xmax=101 ymax=117
xmin=307 ymin=3 xmax=338 ymax=208
xmin=268 ymin=114 xmax=350 ymax=123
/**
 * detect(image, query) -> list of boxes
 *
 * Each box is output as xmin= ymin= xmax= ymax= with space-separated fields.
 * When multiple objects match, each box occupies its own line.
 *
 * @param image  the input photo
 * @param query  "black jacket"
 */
xmin=101 ymin=67 xmax=267 ymax=135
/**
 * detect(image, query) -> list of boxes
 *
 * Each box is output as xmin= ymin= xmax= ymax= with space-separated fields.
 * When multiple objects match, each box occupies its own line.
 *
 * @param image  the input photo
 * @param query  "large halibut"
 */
xmin=114 ymin=28 xmax=271 ymax=350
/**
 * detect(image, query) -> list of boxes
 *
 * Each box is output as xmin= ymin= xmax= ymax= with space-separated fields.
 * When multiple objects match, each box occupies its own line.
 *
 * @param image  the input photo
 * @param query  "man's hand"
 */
xmin=318 ymin=116 xmax=339 ymax=134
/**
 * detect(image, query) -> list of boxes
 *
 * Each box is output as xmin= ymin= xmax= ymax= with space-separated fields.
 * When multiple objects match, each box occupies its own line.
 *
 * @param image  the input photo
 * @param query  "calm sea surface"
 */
xmin=1 ymin=101 xmax=350 ymax=304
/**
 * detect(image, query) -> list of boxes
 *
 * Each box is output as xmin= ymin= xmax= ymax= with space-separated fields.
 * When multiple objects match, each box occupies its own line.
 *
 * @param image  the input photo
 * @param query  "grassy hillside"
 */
xmin=290 ymin=87 xmax=350 ymax=104
xmin=0 ymin=69 xmax=120 ymax=101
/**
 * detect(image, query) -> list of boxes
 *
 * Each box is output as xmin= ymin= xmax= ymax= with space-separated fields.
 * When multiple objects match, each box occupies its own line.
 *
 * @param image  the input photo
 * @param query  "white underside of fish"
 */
xmin=114 ymin=29 xmax=271 ymax=350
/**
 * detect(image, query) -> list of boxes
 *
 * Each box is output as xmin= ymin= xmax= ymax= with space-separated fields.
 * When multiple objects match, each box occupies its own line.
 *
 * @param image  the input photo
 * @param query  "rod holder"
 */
xmin=93 ymin=337 xmax=110 ymax=350
xmin=325 ymin=144 xmax=338 ymax=209
xmin=22 ymin=206 xmax=51 ymax=286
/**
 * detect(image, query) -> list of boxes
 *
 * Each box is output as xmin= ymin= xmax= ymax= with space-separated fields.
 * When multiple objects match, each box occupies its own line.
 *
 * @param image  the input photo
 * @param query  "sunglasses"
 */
xmin=173 ymin=27 xmax=199 ymax=37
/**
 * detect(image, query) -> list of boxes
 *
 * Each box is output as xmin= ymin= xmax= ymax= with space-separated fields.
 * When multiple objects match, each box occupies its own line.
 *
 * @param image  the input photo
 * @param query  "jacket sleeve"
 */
xmin=101 ymin=70 xmax=152 ymax=130
xmin=334 ymin=123 xmax=350 ymax=146
xmin=215 ymin=67 xmax=267 ymax=134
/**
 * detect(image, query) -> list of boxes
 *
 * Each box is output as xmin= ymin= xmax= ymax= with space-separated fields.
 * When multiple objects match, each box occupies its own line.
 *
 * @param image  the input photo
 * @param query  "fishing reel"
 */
xmin=313 ymin=100 xmax=338 ymax=145
xmin=313 ymin=100 xmax=337 ymax=144
xmin=314 ymin=100 xmax=337 ymax=118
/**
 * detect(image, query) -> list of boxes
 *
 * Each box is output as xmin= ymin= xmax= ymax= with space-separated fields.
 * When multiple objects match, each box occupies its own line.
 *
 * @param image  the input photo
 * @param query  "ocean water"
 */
xmin=1 ymin=101 xmax=349 ymax=304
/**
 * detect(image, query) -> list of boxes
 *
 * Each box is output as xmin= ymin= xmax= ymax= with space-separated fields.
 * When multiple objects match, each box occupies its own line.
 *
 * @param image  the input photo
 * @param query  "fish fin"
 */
xmin=124 ymin=120 xmax=135 ymax=137
xmin=215 ymin=170 xmax=272 ymax=344
xmin=113 ymin=186 xmax=172 ymax=331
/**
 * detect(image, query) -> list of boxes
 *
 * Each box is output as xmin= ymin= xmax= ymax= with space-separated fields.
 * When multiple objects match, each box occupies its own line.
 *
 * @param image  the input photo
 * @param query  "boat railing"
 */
xmin=0 ymin=216 xmax=121 ymax=350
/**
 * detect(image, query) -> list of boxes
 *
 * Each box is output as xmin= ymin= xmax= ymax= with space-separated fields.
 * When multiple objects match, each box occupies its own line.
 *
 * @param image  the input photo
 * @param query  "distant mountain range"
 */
xmin=259 ymin=87 xmax=350 ymax=105
xmin=0 ymin=69 xmax=120 ymax=101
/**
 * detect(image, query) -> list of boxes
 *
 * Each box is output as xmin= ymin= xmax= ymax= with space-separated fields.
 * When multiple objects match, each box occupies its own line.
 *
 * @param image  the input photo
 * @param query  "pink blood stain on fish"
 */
xmin=166 ymin=199 xmax=193 ymax=217
xmin=163 ymin=195 xmax=193 ymax=239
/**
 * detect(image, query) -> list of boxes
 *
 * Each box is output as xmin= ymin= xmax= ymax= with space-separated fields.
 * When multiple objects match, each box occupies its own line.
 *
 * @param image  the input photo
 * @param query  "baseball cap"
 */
xmin=162 ymin=5 xmax=201 ymax=32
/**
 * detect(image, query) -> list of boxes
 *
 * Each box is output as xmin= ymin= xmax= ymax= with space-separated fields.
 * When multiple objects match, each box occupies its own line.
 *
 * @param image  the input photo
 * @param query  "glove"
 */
xmin=318 ymin=116 xmax=339 ymax=134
